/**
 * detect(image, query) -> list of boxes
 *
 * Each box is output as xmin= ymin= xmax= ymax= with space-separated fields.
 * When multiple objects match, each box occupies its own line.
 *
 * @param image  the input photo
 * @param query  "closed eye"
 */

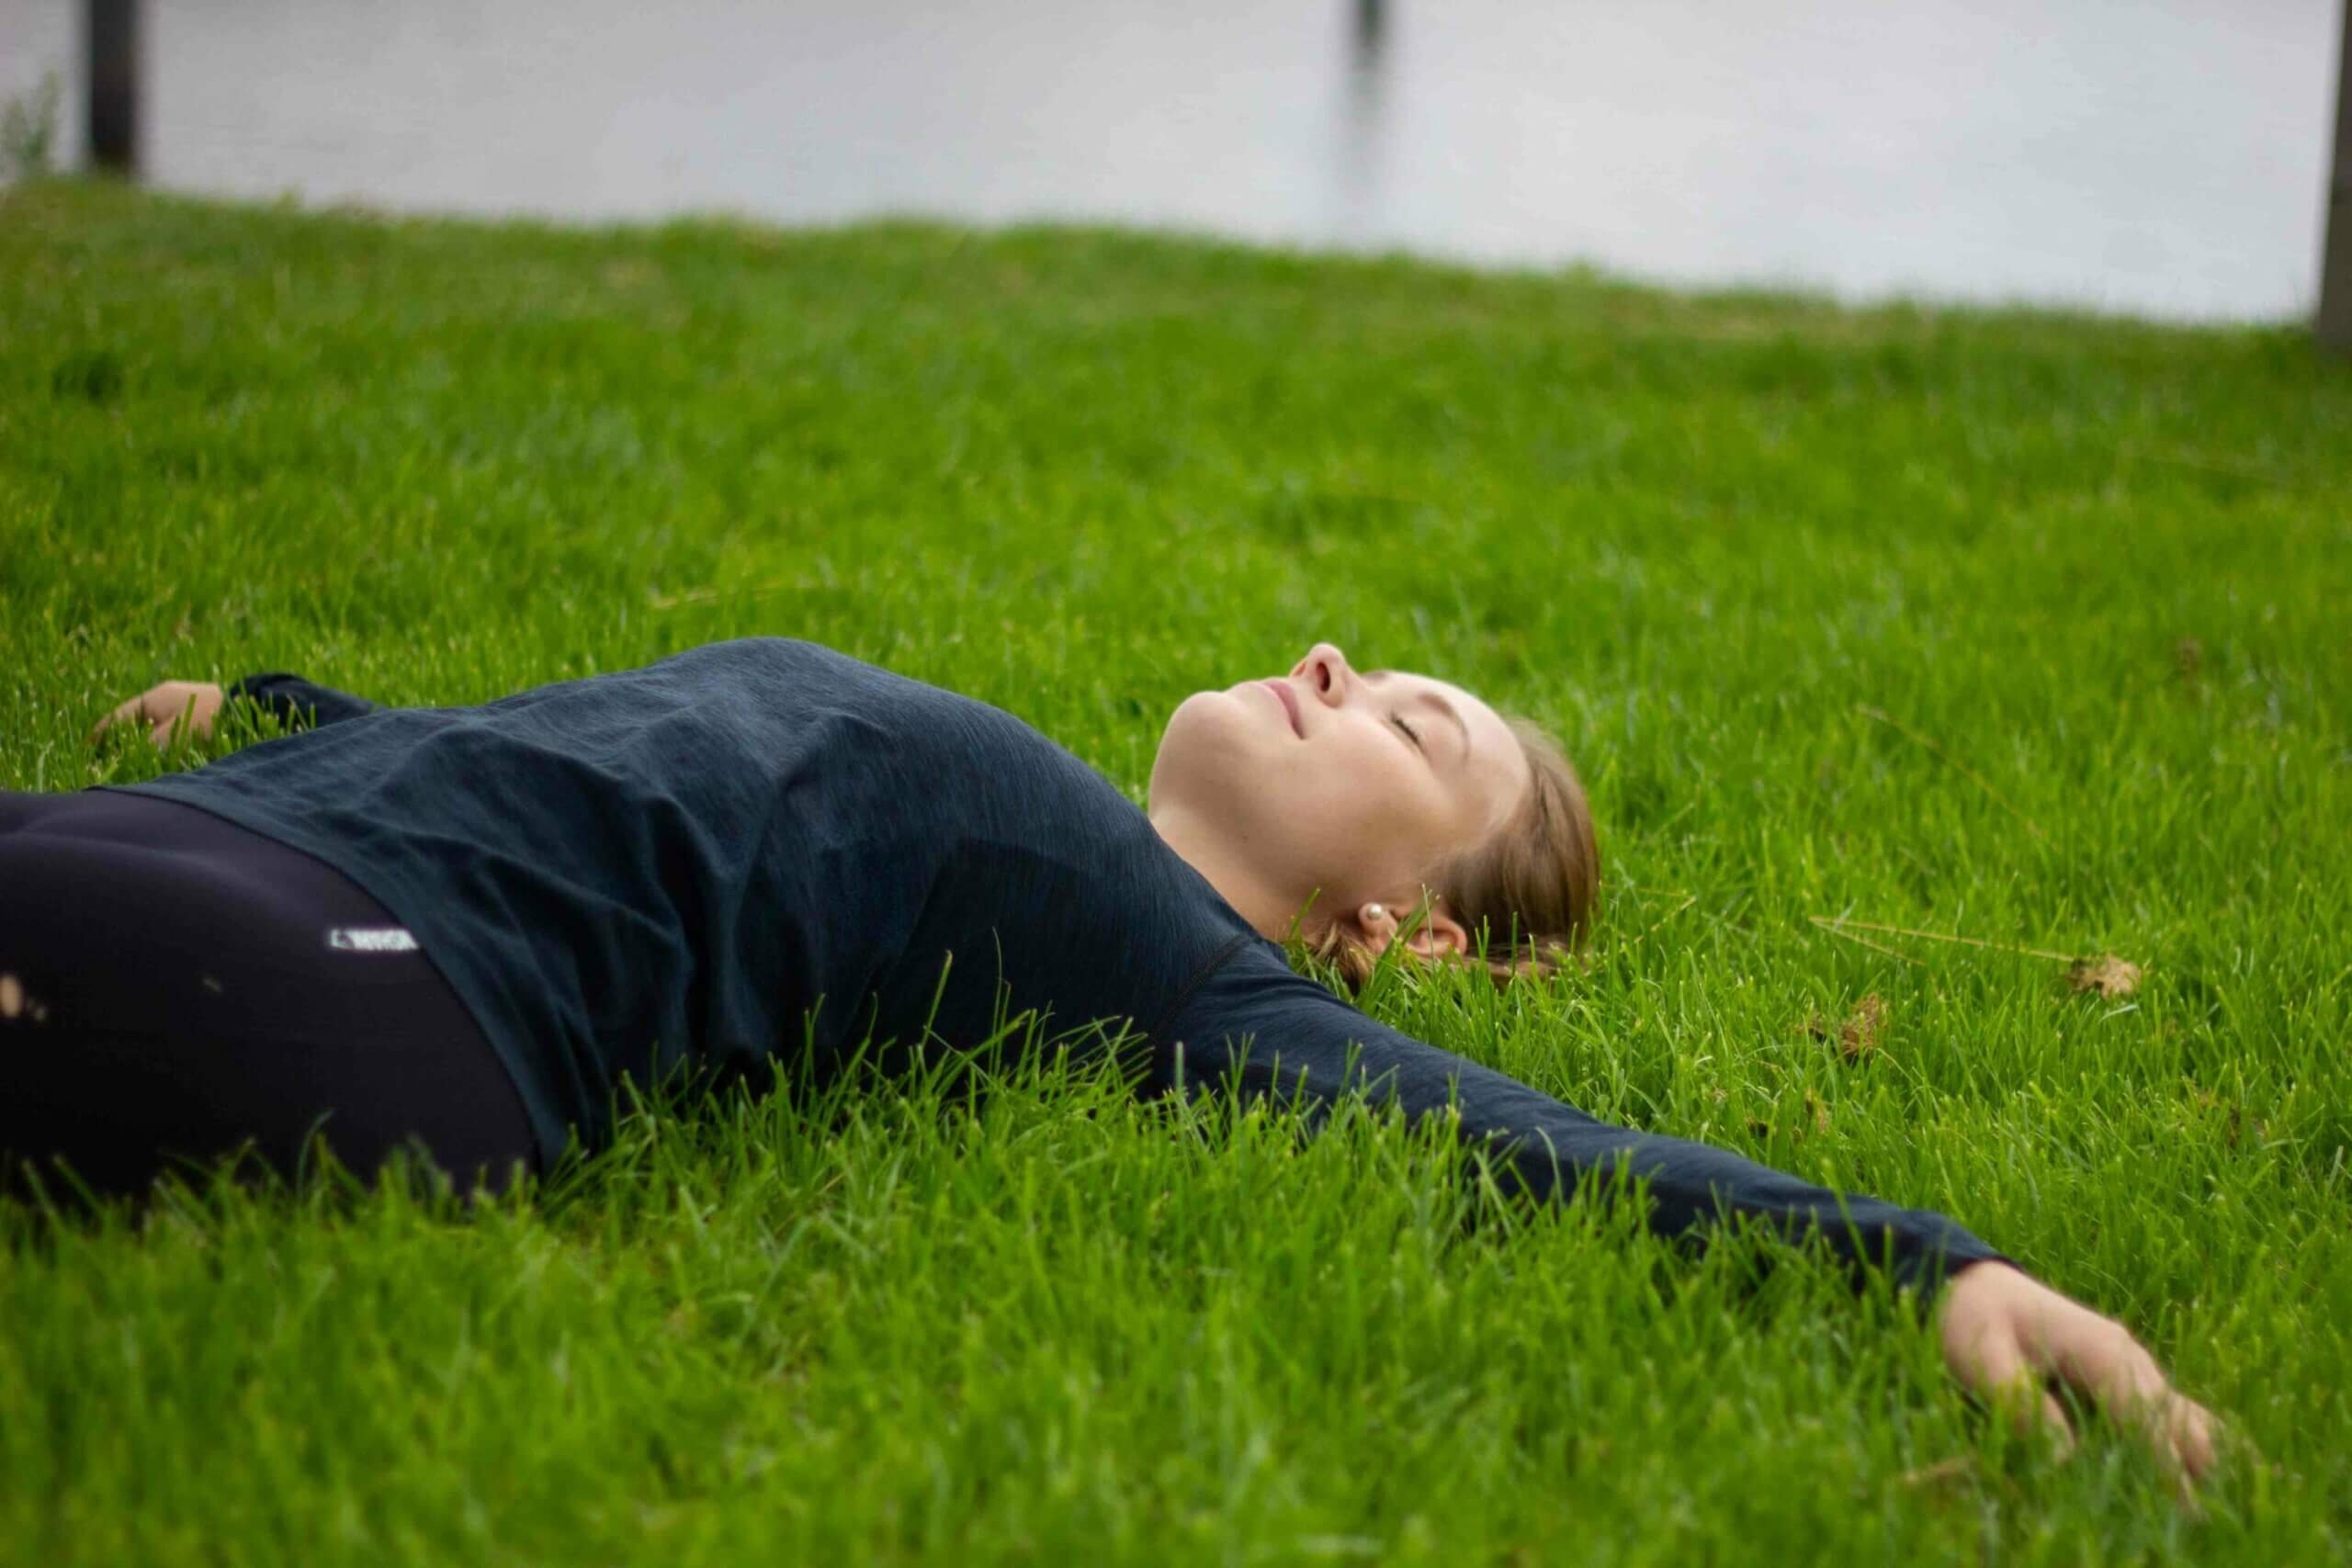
xmin=1390 ymin=713 xmax=1424 ymax=751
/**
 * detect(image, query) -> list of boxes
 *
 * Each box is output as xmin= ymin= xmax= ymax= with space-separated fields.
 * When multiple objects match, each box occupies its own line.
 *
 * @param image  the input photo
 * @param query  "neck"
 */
xmin=1147 ymin=805 xmax=1305 ymax=942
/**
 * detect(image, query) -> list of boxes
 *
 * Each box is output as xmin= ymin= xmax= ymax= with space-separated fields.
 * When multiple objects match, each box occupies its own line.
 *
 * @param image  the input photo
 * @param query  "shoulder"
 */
xmin=1163 ymin=930 xmax=1364 ymax=1032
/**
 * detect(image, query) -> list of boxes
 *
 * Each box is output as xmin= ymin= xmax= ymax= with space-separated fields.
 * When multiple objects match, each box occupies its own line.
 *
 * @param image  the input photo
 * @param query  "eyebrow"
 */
xmin=1364 ymin=670 xmax=1471 ymax=759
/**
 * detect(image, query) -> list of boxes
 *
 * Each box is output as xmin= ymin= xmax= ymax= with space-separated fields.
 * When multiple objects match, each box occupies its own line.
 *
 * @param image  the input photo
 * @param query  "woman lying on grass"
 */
xmin=4 ymin=637 xmax=2214 ymax=1483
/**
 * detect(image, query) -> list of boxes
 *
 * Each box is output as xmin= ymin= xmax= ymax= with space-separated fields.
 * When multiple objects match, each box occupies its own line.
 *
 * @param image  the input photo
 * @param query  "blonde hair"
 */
xmin=1302 ymin=716 xmax=1600 ymax=990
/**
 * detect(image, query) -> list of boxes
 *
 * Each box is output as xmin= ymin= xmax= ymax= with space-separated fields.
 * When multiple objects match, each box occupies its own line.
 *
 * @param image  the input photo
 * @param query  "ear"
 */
xmin=1354 ymin=896 xmax=1470 ymax=964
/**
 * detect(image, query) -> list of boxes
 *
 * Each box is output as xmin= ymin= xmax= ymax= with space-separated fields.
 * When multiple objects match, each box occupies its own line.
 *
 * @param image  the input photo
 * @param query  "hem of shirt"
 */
xmin=89 ymin=780 xmax=571 ymax=1170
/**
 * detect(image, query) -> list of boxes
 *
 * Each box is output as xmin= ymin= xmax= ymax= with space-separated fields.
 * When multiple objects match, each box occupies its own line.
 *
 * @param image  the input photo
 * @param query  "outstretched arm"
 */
xmin=1163 ymin=953 xmax=2218 ymax=1485
xmin=1166 ymin=959 xmax=1999 ymax=1292
xmin=90 ymin=671 xmax=378 ymax=749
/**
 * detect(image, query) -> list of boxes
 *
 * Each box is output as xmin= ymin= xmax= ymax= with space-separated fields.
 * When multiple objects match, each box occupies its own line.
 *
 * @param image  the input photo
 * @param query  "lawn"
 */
xmin=2 ymin=178 xmax=2346 ymax=1564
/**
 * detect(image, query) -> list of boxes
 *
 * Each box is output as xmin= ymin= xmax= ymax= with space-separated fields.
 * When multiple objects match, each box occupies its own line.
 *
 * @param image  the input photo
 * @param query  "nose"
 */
xmin=1292 ymin=642 xmax=1354 ymax=708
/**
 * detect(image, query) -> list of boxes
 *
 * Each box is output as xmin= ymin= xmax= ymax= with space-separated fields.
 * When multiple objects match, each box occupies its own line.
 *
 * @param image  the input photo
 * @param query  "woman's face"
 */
xmin=1148 ymin=641 xmax=1532 ymax=919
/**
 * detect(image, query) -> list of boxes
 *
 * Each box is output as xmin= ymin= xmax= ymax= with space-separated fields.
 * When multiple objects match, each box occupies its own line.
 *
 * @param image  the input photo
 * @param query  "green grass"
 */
xmin=3 ymin=177 xmax=2348 ymax=1563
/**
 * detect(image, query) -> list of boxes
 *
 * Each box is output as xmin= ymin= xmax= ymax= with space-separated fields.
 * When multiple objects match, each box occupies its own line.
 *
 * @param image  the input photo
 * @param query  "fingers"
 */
xmin=90 ymin=694 xmax=176 ymax=749
xmin=2170 ymin=1393 xmax=2219 ymax=1478
xmin=2123 ymin=1359 xmax=2217 ymax=1484
xmin=2156 ymin=1393 xmax=2220 ymax=1504
xmin=150 ymin=694 xmax=194 ymax=749
xmin=2125 ymin=1385 xmax=2218 ymax=1488
xmin=1946 ymin=1311 xmax=2076 ymax=1459
xmin=2022 ymin=1301 xmax=2220 ymax=1487
xmin=89 ymin=683 xmax=218 ymax=750
xmin=88 ymin=693 xmax=148 ymax=746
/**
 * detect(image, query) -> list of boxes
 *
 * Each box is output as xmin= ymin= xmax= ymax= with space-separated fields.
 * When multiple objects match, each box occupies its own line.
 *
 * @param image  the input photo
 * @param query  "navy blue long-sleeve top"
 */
xmin=103 ymin=638 xmax=2002 ymax=1292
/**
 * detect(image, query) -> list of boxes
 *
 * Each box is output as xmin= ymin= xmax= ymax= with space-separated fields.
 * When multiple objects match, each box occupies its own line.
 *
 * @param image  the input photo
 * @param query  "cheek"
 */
xmin=1283 ymin=742 xmax=1435 ymax=854
xmin=1365 ymin=763 xmax=1469 ymax=870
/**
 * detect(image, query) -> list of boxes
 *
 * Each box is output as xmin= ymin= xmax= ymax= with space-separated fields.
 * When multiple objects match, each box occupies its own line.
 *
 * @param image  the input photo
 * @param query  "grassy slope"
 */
xmin=1 ymin=179 xmax=2346 ymax=1563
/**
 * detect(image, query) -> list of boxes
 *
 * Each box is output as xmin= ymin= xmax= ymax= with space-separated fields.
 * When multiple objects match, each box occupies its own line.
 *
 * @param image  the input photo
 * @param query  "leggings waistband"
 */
xmin=0 ymin=787 xmax=536 ymax=1200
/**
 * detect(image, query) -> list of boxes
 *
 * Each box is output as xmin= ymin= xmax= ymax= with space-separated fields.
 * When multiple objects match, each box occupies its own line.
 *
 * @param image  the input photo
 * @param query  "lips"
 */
xmin=1261 ymin=679 xmax=1305 ymax=739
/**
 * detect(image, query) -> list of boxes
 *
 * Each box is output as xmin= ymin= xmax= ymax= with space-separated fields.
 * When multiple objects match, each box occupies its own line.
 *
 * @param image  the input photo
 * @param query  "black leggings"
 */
xmin=0 ymin=788 xmax=537 ymax=1201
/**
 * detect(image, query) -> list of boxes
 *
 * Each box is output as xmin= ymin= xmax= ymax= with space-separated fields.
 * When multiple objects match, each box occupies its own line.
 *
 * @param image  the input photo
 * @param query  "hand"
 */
xmin=1939 ymin=1260 xmax=2219 ymax=1494
xmin=89 ymin=680 xmax=226 ymax=750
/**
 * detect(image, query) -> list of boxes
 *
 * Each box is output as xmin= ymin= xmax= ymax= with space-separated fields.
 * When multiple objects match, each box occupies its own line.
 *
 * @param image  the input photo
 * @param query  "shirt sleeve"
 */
xmin=223 ymin=672 xmax=379 ymax=731
xmin=1160 ymin=947 xmax=2008 ymax=1299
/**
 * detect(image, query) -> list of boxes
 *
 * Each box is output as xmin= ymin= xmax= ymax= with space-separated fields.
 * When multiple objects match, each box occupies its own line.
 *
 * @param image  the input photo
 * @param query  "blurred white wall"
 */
xmin=0 ymin=0 xmax=2336 ymax=320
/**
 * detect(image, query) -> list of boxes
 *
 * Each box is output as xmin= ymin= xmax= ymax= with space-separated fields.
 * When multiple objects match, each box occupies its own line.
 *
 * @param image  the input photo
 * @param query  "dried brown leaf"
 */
xmin=1807 ymin=994 xmax=1886 ymax=1062
xmin=1899 ymin=1456 xmax=1977 ymax=1491
xmin=2064 ymin=955 xmax=2143 ymax=998
xmin=1840 ymin=994 xmax=1885 ymax=1061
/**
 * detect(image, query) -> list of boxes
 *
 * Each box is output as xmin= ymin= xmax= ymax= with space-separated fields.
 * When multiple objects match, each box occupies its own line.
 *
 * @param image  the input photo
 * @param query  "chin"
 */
xmin=1148 ymin=690 xmax=1260 ymax=808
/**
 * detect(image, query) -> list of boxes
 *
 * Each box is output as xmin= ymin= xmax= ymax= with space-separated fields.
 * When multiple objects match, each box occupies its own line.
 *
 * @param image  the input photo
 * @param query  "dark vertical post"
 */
xmin=86 ymin=0 xmax=141 ymax=175
xmin=2321 ymin=0 xmax=2352 ymax=349
xmin=1347 ymin=0 xmax=1389 ymax=124
xmin=1336 ymin=0 xmax=1391 ymax=228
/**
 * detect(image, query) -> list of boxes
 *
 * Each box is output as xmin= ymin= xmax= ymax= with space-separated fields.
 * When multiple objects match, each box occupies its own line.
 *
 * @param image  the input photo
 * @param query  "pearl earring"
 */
xmin=1365 ymin=904 xmax=1386 ymax=923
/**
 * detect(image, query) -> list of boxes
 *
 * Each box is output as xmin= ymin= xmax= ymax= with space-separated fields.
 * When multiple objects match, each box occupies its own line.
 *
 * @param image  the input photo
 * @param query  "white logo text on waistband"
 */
xmin=327 ymin=927 xmax=420 ymax=953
